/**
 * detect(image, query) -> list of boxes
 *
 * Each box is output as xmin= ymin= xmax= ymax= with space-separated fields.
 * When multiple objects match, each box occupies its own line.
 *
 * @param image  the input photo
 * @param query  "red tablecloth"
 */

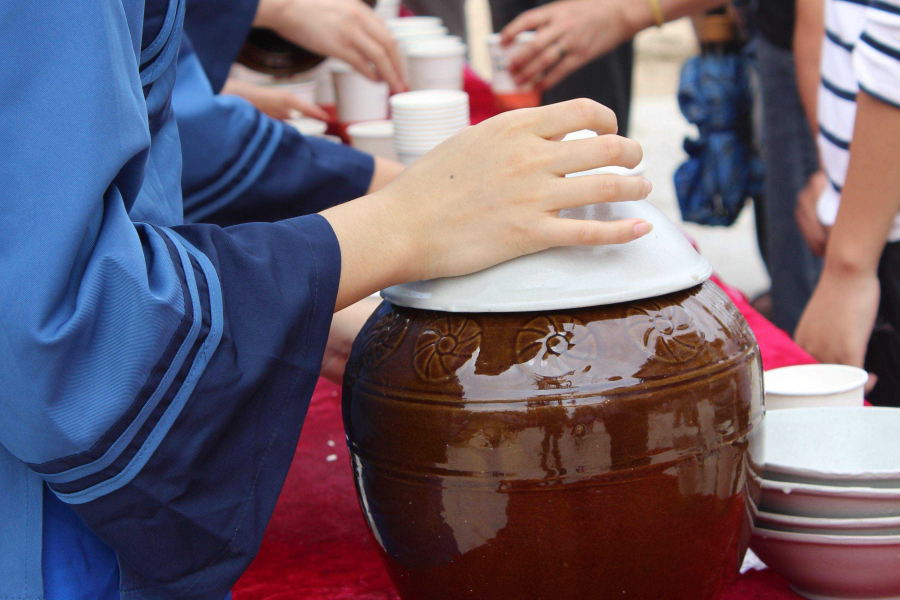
xmin=232 ymin=280 xmax=815 ymax=600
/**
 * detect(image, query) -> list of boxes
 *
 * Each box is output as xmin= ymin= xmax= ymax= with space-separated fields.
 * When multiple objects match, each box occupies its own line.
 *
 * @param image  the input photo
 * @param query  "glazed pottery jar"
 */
xmin=343 ymin=147 xmax=764 ymax=600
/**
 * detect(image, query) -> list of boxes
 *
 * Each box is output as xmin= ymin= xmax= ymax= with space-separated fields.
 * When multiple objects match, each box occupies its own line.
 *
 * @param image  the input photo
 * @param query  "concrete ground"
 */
xmin=465 ymin=6 xmax=771 ymax=299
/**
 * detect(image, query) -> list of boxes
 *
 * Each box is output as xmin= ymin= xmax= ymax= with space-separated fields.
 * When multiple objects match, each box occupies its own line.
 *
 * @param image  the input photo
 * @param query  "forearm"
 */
xmin=794 ymin=0 xmax=824 ymax=136
xmin=621 ymin=0 xmax=727 ymax=37
xmin=824 ymin=91 xmax=900 ymax=276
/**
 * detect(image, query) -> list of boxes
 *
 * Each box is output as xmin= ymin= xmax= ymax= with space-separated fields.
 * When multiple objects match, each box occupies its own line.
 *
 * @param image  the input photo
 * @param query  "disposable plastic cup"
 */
xmin=347 ymin=120 xmax=397 ymax=161
xmin=333 ymin=63 xmax=389 ymax=123
xmin=486 ymin=31 xmax=537 ymax=94
xmin=286 ymin=117 xmax=328 ymax=137
xmin=405 ymin=41 xmax=467 ymax=91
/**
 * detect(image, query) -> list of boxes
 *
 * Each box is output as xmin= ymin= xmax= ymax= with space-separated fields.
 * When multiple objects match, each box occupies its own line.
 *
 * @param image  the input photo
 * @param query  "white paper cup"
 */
xmin=405 ymin=41 xmax=467 ymax=91
xmin=764 ymin=364 xmax=868 ymax=410
xmin=271 ymin=79 xmax=317 ymax=105
xmin=374 ymin=0 xmax=401 ymax=20
xmin=394 ymin=28 xmax=451 ymax=43
xmin=397 ymin=151 xmax=425 ymax=166
xmin=310 ymin=59 xmax=337 ymax=107
xmin=486 ymin=31 xmax=537 ymax=93
xmin=333 ymin=63 xmax=390 ymax=123
xmin=322 ymin=134 xmax=344 ymax=144
xmin=286 ymin=117 xmax=328 ymax=137
xmin=347 ymin=120 xmax=397 ymax=161
xmin=387 ymin=17 xmax=443 ymax=30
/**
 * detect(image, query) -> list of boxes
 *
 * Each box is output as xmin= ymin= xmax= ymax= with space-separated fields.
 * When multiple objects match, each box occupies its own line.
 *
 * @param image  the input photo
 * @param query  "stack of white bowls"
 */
xmin=390 ymin=90 xmax=470 ymax=165
xmin=751 ymin=406 xmax=900 ymax=600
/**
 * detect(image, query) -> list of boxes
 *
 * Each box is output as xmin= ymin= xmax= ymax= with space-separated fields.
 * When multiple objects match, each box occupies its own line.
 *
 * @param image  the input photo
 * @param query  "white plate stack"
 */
xmin=390 ymin=90 xmax=469 ymax=165
xmin=751 ymin=406 xmax=900 ymax=600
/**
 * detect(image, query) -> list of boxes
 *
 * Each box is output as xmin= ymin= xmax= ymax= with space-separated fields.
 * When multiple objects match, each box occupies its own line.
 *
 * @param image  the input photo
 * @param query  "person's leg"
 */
xmin=866 ymin=242 xmax=900 ymax=407
xmin=754 ymin=35 xmax=823 ymax=334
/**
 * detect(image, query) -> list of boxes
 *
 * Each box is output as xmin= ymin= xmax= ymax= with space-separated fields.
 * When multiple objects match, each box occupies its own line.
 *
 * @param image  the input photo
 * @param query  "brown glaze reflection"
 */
xmin=343 ymin=282 xmax=764 ymax=600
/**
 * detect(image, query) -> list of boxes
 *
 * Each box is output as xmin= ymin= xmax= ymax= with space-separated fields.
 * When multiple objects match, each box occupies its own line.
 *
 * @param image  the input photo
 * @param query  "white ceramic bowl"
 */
xmin=765 ymin=408 xmax=900 ymax=487
xmin=764 ymin=365 xmax=868 ymax=410
xmin=286 ymin=117 xmax=328 ymax=137
xmin=751 ymin=526 xmax=900 ymax=600
xmin=755 ymin=509 xmax=900 ymax=536
xmin=761 ymin=479 xmax=900 ymax=519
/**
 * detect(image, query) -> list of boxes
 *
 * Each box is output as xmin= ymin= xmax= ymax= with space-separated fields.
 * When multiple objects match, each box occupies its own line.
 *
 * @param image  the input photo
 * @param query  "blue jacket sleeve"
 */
xmin=183 ymin=0 xmax=259 ymax=92
xmin=175 ymin=38 xmax=375 ymax=227
xmin=0 ymin=2 xmax=341 ymax=598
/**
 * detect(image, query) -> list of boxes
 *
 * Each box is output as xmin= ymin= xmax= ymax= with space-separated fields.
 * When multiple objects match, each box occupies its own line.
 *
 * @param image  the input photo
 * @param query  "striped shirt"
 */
xmin=818 ymin=0 xmax=900 ymax=241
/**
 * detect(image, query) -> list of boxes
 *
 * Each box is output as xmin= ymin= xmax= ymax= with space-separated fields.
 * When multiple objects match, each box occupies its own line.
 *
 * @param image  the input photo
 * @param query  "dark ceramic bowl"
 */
xmin=343 ymin=281 xmax=764 ymax=600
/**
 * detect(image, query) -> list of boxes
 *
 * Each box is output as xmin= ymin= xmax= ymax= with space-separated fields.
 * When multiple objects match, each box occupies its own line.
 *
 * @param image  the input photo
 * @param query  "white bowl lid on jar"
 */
xmin=382 ymin=131 xmax=712 ymax=312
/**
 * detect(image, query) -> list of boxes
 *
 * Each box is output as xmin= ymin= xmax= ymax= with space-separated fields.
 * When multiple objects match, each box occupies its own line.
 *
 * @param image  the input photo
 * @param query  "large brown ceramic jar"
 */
xmin=343 ymin=281 xmax=763 ymax=600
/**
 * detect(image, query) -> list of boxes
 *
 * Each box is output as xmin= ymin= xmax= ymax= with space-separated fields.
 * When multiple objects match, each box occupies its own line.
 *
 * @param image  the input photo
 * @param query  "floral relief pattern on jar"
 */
xmin=515 ymin=316 xmax=598 ymax=378
xmin=413 ymin=317 xmax=482 ymax=382
xmin=625 ymin=301 xmax=704 ymax=364
xmin=361 ymin=311 xmax=409 ymax=369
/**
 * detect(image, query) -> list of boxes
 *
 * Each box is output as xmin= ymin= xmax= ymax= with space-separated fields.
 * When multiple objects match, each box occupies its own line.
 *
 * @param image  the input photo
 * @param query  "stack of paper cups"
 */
xmin=387 ymin=17 xmax=444 ymax=35
xmin=404 ymin=37 xmax=467 ymax=91
xmin=486 ymin=32 xmax=536 ymax=93
xmin=373 ymin=0 xmax=401 ymax=20
xmin=391 ymin=90 xmax=470 ymax=165
xmin=332 ymin=61 xmax=390 ymax=124
xmin=347 ymin=120 xmax=397 ymax=161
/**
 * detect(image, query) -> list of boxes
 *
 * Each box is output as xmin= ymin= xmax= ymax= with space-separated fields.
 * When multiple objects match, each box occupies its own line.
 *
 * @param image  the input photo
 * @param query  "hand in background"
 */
xmin=501 ymin=0 xmax=634 ymax=90
xmin=255 ymin=0 xmax=407 ymax=93
xmin=795 ymin=267 xmax=880 ymax=371
xmin=321 ymin=296 xmax=381 ymax=383
xmin=796 ymin=170 xmax=830 ymax=256
xmin=222 ymin=79 xmax=330 ymax=121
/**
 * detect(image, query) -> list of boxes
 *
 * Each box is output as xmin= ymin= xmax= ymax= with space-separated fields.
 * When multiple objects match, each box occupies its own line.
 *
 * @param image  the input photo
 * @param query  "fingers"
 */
xmin=507 ymin=24 xmax=564 ymax=76
xmin=511 ymin=31 xmax=567 ymax=85
xmin=286 ymin=96 xmax=331 ymax=121
xmin=360 ymin=15 xmax=408 ymax=92
xmin=340 ymin=47 xmax=379 ymax=83
xmin=518 ymin=98 xmax=618 ymax=139
xmin=500 ymin=7 xmax=550 ymax=45
xmin=549 ymin=134 xmax=643 ymax=175
xmin=544 ymin=174 xmax=651 ymax=210
xmin=543 ymin=217 xmax=653 ymax=248
xmin=353 ymin=32 xmax=405 ymax=92
xmin=540 ymin=52 xmax=584 ymax=90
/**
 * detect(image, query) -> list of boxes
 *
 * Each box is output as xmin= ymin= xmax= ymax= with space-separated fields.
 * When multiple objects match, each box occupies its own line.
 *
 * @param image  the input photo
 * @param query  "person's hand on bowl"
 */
xmin=321 ymin=99 xmax=653 ymax=310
